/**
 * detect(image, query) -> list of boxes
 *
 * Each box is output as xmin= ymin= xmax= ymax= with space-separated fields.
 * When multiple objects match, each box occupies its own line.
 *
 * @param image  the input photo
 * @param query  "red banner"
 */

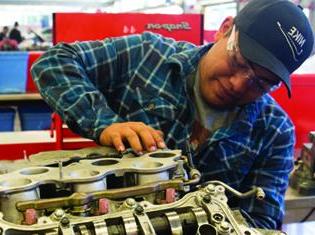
xmin=54 ymin=13 xmax=203 ymax=45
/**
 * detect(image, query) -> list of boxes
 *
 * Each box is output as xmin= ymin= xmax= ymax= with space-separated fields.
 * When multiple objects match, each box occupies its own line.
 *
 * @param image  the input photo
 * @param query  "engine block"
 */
xmin=0 ymin=147 xmax=284 ymax=235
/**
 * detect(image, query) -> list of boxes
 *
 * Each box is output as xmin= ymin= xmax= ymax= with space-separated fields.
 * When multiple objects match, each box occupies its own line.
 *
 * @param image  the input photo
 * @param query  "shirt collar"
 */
xmin=166 ymin=43 xmax=213 ymax=77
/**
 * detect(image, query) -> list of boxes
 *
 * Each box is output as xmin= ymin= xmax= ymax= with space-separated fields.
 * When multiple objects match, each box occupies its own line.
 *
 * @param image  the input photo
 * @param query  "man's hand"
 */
xmin=99 ymin=122 xmax=166 ymax=154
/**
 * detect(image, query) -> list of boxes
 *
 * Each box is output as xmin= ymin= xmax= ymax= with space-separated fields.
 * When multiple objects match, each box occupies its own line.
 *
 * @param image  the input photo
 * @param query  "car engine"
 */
xmin=0 ymin=147 xmax=285 ymax=235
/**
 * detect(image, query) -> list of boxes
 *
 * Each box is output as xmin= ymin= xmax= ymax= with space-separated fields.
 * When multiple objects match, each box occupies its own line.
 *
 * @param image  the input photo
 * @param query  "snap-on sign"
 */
xmin=53 ymin=13 xmax=203 ymax=45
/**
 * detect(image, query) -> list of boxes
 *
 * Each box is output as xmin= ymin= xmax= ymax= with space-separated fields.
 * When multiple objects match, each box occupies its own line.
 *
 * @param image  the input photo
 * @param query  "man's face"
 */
xmin=198 ymin=27 xmax=281 ymax=109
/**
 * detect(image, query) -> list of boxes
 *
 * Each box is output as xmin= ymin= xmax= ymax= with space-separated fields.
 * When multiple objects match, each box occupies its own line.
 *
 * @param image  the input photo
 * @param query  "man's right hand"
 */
xmin=99 ymin=122 xmax=166 ymax=154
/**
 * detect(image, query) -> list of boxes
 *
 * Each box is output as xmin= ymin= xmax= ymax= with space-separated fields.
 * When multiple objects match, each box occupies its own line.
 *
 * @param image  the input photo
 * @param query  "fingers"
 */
xmin=149 ymin=128 xmax=166 ymax=149
xmin=99 ymin=122 xmax=166 ymax=154
xmin=123 ymin=128 xmax=143 ymax=154
xmin=130 ymin=124 xmax=157 ymax=152
xmin=111 ymin=133 xmax=125 ymax=152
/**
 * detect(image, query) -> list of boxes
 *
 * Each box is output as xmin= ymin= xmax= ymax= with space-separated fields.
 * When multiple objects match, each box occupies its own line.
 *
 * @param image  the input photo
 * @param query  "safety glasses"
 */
xmin=226 ymin=26 xmax=281 ymax=94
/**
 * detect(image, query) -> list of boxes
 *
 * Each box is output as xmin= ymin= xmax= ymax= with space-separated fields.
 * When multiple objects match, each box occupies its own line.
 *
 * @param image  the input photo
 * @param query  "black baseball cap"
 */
xmin=235 ymin=0 xmax=314 ymax=97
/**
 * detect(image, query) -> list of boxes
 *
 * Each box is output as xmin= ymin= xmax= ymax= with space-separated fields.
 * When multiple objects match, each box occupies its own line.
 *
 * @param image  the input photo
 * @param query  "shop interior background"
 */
xmin=0 ymin=0 xmax=314 ymax=57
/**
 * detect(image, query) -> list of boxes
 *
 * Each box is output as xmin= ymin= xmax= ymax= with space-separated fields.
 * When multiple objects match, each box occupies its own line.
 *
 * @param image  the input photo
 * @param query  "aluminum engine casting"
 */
xmin=0 ymin=147 xmax=284 ymax=235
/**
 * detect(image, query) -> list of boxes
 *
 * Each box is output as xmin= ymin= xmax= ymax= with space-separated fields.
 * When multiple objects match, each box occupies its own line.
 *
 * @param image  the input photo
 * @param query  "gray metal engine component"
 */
xmin=290 ymin=131 xmax=315 ymax=195
xmin=0 ymin=147 xmax=284 ymax=235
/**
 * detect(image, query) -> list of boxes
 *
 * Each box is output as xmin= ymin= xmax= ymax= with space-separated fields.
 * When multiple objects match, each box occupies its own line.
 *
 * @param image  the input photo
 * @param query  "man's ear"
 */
xmin=214 ymin=16 xmax=234 ymax=42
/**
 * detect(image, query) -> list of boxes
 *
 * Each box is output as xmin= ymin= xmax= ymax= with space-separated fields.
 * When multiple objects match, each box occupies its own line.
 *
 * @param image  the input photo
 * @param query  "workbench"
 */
xmin=285 ymin=187 xmax=315 ymax=223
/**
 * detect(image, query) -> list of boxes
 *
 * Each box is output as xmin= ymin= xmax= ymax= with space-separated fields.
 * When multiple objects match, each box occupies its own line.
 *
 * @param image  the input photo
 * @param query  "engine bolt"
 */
xmin=126 ymin=198 xmax=136 ymax=207
xmin=220 ymin=221 xmax=230 ymax=231
xmin=61 ymin=217 xmax=70 ymax=226
xmin=203 ymin=195 xmax=211 ymax=203
xmin=216 ymin=186 xmax=225 ymax=193
xmin=206 ymin=184 xmax=215 ymax=194
xmin=54 ymin=209 xmax=65 ymax=218
xmin=135 ymin=205 xmax=144 ymax=214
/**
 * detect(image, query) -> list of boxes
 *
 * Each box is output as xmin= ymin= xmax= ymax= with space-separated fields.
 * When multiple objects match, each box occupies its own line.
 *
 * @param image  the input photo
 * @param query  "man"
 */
xmin=0 ymin=26 xmax=9 ymax=41
xmin=0 ymin=26 xmax=18 ymax=50
xmin=9 ymin=22 xmax=23 ymax=44
xmin=31 ymin=0 xmax=314 ymax=229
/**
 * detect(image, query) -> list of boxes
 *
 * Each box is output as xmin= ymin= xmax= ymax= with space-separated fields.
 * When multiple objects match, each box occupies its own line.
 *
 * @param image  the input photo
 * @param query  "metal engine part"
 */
xmin=0 ymin=147 xmax=284 ymax=235
xmin=290 ymin=131 xmax=315 ymax=195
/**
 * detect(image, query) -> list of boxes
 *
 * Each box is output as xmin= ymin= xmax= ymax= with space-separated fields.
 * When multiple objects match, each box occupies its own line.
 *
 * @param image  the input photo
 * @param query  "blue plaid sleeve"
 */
xmin=239 ymin=113 xmax=295 ymax=229
xmin=196 ymin=99 xmax=295 ymax=229
xmin=31 ymin=31 xmax=199 ymax=142
xmin=31 ymin=34 xmax=147 ymax=141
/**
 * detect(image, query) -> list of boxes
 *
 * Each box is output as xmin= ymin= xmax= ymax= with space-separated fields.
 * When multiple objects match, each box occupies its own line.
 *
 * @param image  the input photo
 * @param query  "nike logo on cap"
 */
xmin=277 ymin=21 xmax=305 ymax=62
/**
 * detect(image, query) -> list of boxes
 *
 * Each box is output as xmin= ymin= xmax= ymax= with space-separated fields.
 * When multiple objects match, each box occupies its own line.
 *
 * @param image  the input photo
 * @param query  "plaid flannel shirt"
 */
xmin=32 ymin=31 xmax=294 ymax=229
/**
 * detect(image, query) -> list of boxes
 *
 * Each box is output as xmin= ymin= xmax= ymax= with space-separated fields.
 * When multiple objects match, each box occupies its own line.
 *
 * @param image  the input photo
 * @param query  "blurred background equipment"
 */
xmin=290 ymin=131 xmax=315 ymax=195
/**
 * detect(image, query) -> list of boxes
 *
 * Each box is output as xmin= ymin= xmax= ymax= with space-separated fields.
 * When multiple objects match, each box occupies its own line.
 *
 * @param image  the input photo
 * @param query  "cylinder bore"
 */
xmin=198 ymin=224 xmax=218 ymax=235
xmin=20 ymin=167 xmax=49 ymax=175
xmin=92 ymin=159 xmax=119 ymax=166
xmin=149 ymin=152 xmax=176 ymax=158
